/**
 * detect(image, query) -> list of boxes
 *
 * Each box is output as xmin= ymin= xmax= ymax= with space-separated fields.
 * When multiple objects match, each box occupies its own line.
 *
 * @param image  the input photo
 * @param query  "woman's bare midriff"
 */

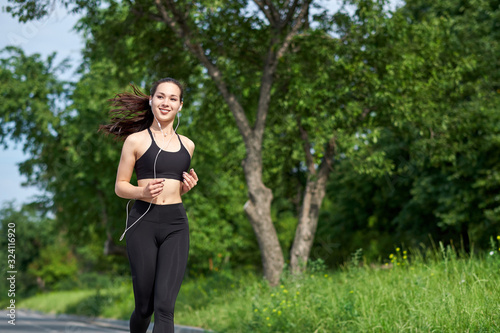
xmin=138 ymin=178 xmax=182 ymax=205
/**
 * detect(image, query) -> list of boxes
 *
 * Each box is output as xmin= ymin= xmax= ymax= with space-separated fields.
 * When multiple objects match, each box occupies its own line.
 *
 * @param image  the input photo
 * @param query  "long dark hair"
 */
xmin=99 ymin=78 xmax=184 ymax=139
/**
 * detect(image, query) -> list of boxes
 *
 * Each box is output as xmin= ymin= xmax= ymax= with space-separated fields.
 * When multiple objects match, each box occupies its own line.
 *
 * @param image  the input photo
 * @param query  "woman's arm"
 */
xmin=115 ymin=134 xmax=164 ymax=200
xmin=180 ymin=136 xmax=198 ymax=195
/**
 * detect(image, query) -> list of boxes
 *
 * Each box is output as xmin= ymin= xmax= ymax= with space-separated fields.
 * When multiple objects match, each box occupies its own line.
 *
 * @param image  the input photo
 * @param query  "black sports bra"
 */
xmin=134 ymin=128 xmax=191 ymax=181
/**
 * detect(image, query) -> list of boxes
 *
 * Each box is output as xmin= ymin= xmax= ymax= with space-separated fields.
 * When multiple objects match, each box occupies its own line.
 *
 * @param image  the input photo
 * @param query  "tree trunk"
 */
xmin=290 ymin=123 xmax=336 ymax=274
xmin=243 ymin=142 xmax=284 ymax=286
xmin=290 ymin=172 xmax=329 ymax=274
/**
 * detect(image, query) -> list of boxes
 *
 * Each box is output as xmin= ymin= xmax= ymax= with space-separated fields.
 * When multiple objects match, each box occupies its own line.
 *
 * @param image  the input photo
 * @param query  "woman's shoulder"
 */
xmin=178 ymin=134 xmax=194 ymax=145
xmin=124 ymin=129 xmax=150 ymax=147
xmin=178 ymin=134 xmax=195 ymax=155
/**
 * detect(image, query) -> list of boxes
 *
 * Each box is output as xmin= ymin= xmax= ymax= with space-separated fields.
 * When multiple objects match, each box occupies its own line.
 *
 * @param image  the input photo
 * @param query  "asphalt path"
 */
xmin=0 ymin=309 xmax=209 ymax=333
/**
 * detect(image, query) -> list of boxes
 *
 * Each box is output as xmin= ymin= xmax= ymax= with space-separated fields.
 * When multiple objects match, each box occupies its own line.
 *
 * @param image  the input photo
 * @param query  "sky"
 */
xmin=0 ymin=1 xmax=83 ymax=207
xmin=0 ymin=0 xmax=402 ymax=208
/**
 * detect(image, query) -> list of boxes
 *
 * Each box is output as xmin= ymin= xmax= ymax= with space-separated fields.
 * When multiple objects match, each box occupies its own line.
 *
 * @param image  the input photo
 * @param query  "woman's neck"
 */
xmin=151 ymin=121 xmax=174 ymax=136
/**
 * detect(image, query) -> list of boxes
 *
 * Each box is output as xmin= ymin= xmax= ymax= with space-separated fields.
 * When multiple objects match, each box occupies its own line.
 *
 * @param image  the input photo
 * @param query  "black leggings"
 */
xmin=126 ymin=200 xmax=189 ymax=333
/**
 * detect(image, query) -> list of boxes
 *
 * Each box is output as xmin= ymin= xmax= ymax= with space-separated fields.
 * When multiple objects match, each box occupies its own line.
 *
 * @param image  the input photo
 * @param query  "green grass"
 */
xmin=17 ymin=280 xmax=134 ymax=319
xmin=17 ymin=244 xmax=500 ymax=332
xmin=175 ymin=249 xmax=500 ymax=332
xmin=18 ymin=289 xmax=96 ymax=314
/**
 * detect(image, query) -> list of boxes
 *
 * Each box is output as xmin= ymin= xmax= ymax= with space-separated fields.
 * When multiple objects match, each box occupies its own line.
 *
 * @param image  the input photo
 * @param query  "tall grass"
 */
xmin=177 ymin=242 xmax=500 ymax=332
xmin=18 ymin=241 xmax=500 ymax=332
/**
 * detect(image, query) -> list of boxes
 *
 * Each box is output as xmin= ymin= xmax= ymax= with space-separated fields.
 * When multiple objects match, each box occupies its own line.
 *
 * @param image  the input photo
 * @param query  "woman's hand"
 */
xmin=141 ymin=179 xmax=165 ymax=200
xmin=181 ymin=169 xmax=198 ymax=195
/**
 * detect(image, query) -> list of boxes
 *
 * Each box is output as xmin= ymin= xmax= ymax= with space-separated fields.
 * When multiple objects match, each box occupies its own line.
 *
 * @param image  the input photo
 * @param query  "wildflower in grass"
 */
xmin=280 ymin=285 xmax=284 ymax=289
xmin=389 ymin=253 xmax=395 ymax=264
xmin=283 ymin=289 xmax=288 ymax=294
xmin=396 ymin=247 xmax=400 ymax=252
xmin=296 ymin=291 xmax=300 ymax=296
xmin=490 ymin=251 xmax=494 ymax=256
xmin=349 ymin=290 xmax=354 ymax=293
xmin=324 ymin=274 xmax=328 ymax=278
xmin=266 ymin=317 xmax=270 ymax=320
xmin=278 ymin=310 xmax=282 ymax=316
xmin=497 ymin=235 xmax=500 ymax=240
xmin=271 ymin=293 xmax=275 ymax=297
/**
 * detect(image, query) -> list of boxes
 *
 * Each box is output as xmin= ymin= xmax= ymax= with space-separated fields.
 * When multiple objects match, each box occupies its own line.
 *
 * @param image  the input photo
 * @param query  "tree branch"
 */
xmin=299 ymin=119 xmax=336 ymax=180
xmin=283 ymin=0 xmax=300 ymax=28
xmin=153 ymin=0 xmax=310 ymax=147
xmin=298 ymin=118 xmax=316 ymax=175
xmin=262 ymin=0 xmax=281 ymax=24
xmin=319 ymin=135 xmax=336 ymax=176
xmin=253 ymin=1 xmax=310 ymax=140
xmin=253 ymin=0 xmax=276 ymax=26
xmin=254 ymin=0 xmax=309 ymax=139
xmin=253 ymin=37 xmax=278 ymax=140
xmin=276 ymin=1 xmax=310 ymax=59
xmin=153 ymin=0 xmax=252 ymax=141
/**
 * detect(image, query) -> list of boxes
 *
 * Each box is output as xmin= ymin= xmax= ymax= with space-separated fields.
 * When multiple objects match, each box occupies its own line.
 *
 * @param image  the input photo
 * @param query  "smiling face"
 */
xmin=150 ymin=82 xmax=183 ymax=123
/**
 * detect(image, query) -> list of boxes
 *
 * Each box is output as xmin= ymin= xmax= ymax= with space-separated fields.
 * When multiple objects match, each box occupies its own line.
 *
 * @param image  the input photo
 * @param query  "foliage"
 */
xmin=0 ymin=201 xmax=126 ymax=300
xmin=0 ymin=46 xmax=67 ymax=163
xmin=27 ymin=239 xmax=79 ymax=289
xmin=310 ymin=0 xmax=500 ymax=265
xmin=0 ymin=202 xmax=60 ymax=303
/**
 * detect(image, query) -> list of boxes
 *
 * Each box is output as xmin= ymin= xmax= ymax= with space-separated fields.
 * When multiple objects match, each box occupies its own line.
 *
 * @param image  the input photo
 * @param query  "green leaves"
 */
xmin=0 ymin=47 xmax=65 ymax=150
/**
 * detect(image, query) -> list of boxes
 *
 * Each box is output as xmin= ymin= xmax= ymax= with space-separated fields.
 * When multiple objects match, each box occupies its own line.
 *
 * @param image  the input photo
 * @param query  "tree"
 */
xmin=310 ymin=0 xmax=500 ymax=262
xmin=0 ymin=202 xmax=57 ymax=298
xmin=0 ymin=46 xmax=66 ymax=163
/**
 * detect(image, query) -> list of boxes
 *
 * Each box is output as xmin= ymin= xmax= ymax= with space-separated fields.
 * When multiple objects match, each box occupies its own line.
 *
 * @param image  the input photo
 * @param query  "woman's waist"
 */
xmin=129 ymin=199 xmax=187 ymax=222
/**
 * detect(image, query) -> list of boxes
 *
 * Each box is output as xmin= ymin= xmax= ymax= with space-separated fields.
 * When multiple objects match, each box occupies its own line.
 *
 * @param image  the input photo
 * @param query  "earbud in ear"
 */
xmin=178 ymin=105 xmax=182 ymax=111
xmin=149 ymin=100 xmax=152 ymax=106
